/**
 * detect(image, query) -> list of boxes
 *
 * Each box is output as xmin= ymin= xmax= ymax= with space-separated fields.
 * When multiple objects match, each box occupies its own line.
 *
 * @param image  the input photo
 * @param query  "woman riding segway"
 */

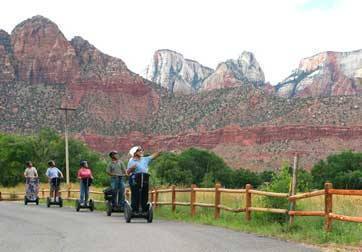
xmin=125 ymin=146 xmax=161 ymax=222
xmin=24 ymin=161 xmax=39 ymax=205
xmin=76 ymin=160 xmax=94 ymax=212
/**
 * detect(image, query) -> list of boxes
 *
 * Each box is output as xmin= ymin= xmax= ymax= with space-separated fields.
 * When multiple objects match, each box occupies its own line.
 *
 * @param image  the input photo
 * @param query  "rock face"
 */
xmin=0 ymin=30 xmax=16 ymax=83
xmin=70 ymin=36 xmax=128 ymax=84
xmin=143 ymin=49 xmax=213 ymax=94
xmin=276 ymin=50 xmax=362 ymax=97
xmin=80 ymin=125 xmax=362 ymax=170
xmin=201 ymin=51 xmax=265 ymax=91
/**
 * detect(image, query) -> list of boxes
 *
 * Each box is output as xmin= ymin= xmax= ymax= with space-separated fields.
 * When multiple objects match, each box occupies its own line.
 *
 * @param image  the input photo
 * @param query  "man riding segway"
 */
xmin=105 ymin=151 xmax=126 ymax=215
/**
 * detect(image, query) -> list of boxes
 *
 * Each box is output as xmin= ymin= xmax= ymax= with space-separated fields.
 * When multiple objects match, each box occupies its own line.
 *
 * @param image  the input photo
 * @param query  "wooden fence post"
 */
xmin=0 ymin=191 xmax=2 ymax=201
xmin=191 ymin=184 xmax=197 ymax=217
xmin=324 ymin=182 xmax=333 ymax=232
xmin=171 ymin=185 xmax=176 ymax=212
xmin=289 ymin=154 xmax=298 ymax=225
xmin=154 ymin=188 xmax=159 ymax=208
xmin=245 ymin=184 xmax=252 ymax=221
xmin=42 ymin=188 xmax=45 ymax=199
xmin=214 ymin=183 xmax=221 ymax=219
xmin=67 ymin=184 xmax=71 ymax=199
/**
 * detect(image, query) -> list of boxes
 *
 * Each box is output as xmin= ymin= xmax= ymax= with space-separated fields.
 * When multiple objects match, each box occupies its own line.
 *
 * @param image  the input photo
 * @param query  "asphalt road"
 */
xmin=0 ymin=202 xmax=319 ymax=252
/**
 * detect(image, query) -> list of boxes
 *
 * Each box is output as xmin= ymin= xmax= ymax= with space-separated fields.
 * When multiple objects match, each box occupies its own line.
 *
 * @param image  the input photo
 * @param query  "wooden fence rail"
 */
xmin=1 ymin=182 xmax=361 ymax=232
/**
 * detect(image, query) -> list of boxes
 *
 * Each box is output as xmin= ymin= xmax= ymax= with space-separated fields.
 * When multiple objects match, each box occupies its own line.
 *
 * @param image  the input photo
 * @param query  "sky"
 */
xmin=1 ymin=0 xmax=361 ymax=84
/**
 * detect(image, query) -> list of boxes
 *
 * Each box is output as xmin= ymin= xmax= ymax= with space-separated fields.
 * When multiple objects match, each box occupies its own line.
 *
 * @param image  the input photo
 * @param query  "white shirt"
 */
xmin=24 ymin=167 xmax=38 ymax=178
xmin=46 ymin=167 xmax=62 ymax=179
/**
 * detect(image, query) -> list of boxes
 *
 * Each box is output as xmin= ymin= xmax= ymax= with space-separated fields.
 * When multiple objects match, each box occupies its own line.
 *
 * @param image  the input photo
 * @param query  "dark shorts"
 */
xmin=50 ymin=178 xmax=60 ymax=191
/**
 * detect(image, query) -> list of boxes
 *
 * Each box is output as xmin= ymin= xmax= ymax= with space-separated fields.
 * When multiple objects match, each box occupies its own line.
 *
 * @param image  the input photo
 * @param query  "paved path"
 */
xmin=0 ymin=202 xmax=319 ymax=252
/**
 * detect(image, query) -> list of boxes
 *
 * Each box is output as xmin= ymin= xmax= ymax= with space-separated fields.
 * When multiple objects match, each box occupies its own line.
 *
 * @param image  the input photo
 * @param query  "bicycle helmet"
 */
xmin=80 ymin=160 xmax=88 ymax=167
xmin=109 ymin=150 xmax=118 ymax=158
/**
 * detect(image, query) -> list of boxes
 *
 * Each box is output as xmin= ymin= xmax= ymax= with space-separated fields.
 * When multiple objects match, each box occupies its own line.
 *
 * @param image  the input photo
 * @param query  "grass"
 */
xmin=2 ymin=184 xmax=362 ymax=249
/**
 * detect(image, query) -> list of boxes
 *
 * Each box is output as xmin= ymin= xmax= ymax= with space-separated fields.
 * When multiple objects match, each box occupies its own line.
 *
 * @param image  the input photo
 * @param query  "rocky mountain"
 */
xmin=201 ymin=51 xmax=265 ymax=91
xmin=144 ymin=50 xmax=265 ymax=94
xmin=143 ymin=49 xmax=213 ymax=94
xmin=1 ymin=16 xmax=362 ymax=171
xmin=0 ymin=15 xmax=161 ymax=125
xmin=276 ymin=50 xmax=362 ymax=98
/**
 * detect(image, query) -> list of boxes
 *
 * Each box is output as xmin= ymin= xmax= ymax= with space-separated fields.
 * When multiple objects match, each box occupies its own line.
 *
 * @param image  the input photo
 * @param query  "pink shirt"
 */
xmin=77 ymin=167 xmax=92 ymax=179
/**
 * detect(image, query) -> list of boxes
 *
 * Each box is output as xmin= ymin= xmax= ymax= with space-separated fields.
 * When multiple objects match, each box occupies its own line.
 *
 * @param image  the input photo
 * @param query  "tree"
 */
xmin=231 ymin=168 xmax=262 ymax=188
xmin=0 ymin=129 xmax=109 ymax=187
xmin=150 ymin=148 xmax=235 ymax=187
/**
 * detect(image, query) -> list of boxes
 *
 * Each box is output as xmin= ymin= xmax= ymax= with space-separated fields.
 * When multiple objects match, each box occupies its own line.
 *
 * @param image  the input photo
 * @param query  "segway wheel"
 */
xmin=124 ymin=204 xmax=131 ymax=223
xmin=89 ymin=200 xmax=94 ymax=212
xmin=24 ymin=196 xmax=28 ymax=205
xmin=75 ymin=200 xmax=80 ymax=212
xmin=59 ymin=198 xmax=63 ymax=208
xmin=106 ymin=201 xmax=112 ymax=216
xmin=46 ymin=197 xmax=50 ymax=208
xmin=36 ymin=197 xmax=39 ymax=205
xmin=147 ymin=205 xmax=153 ymax=223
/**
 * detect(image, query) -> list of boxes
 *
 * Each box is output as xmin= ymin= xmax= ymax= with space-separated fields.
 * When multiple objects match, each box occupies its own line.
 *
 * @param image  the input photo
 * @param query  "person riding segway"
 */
xmin=45 ymin=160 xmax=64 ymax=208
xmin=105 ymin=150 xmax=126 ymax=216
xmin=124 ymin=146 xmax=161 ymax=223
xmin=75 ymin=160 xmax=94 ymax=212
xmin=24 ymin=161 xmax=39 ymax=205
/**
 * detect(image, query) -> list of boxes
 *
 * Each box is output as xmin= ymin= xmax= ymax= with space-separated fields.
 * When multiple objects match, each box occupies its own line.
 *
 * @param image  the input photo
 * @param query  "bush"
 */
xmin=311 ymin=151 xmax=362 ymax=189
xmin=260 ymin=164 xmax=313 ymax=222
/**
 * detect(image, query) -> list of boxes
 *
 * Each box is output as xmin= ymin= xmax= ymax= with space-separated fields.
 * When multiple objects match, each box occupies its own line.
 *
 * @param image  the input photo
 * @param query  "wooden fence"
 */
xmin=149 ymin=182 xmax=362 ymax=232
xmin=1 ymin=182 xmax=361 ymax=232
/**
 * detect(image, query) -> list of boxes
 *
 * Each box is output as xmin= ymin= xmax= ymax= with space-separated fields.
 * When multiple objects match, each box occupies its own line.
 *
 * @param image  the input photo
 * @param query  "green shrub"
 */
xmin=260 ymin=164 xmax=313 ymax=223
xmin=311 ymin=151 xmax=362 ymax=189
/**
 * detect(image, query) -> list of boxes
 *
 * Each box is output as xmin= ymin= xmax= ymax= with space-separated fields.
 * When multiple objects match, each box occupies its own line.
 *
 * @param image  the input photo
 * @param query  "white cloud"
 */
xmin=1 ymin=0 xmax=361 ymax=84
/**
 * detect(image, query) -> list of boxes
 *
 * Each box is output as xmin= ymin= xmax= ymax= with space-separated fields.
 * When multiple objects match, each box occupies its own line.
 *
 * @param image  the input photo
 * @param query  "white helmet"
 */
xmin=129 ymin=146 xmax=140 ymax=157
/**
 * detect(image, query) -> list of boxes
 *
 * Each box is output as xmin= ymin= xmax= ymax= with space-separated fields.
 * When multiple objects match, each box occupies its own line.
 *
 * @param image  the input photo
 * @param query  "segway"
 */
xmin=24 ymin=177 xmax=39 ymax=205
xmin=75 ymin=178 xmax=94 ymax=212
xmin=103 ymin=176 xmax=124 ymax=216
xmin=124 ymin=173 xmax=153 ymax=223
xmin=46 ymin=177 xmax=63 ymax=208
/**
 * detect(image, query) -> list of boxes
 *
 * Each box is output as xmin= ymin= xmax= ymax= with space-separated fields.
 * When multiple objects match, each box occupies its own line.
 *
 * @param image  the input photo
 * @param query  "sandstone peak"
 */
xmin=276 ymin=49 xmax=362 ymax=97
xmin=0 ymin=29 xmax=12 ymax=54
xmin=201 ymin=51 xmax=265 ymax=91
xmin=143 ymin=49 xmax=213 ymax=94
xmin=9 ymin=15 xmax=80 ymax=84
xmin=0 ymin=29 xmax=9 ymax=37
xmin=12 ymin=15 xmax=59 ymax=34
